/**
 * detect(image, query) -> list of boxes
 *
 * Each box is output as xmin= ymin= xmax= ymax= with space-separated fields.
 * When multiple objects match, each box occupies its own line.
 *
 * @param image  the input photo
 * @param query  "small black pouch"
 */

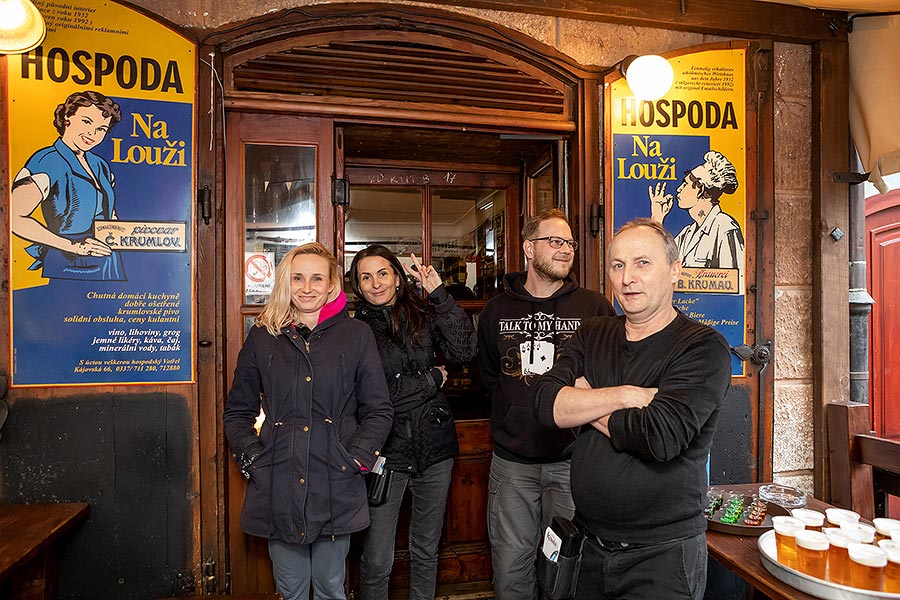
xmin=366 ymin=469 xmax=391 ymax=506
xmin=537 ymin=516 xmax=584 ymax=600
xmin=366 ymin=455 xmax=392 ymax=507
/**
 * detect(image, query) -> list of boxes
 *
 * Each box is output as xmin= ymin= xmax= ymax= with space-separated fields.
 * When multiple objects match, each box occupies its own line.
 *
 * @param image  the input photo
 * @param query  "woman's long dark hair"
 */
xmin=348 ymin=244 xmax=430 ymax=345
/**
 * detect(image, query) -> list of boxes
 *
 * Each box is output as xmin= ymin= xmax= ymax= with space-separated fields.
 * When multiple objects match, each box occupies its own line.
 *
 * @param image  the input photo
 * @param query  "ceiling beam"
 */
xmin=421 ymin=0 xmax=848 ymax=44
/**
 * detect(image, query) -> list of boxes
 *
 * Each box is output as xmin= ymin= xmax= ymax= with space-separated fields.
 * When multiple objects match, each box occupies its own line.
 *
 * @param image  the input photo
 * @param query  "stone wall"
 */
xmin=130 ymin=0 xmax=817 ymax=487
xmin=773 ymin=42 xmax=815 ymax=494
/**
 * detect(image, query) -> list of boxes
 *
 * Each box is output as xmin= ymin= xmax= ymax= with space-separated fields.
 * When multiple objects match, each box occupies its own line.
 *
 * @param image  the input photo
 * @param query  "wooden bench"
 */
xmin=0 ymin=502 xmax=90 ymax=600
xmin=827 ymin=401 xmax=900 ymax=518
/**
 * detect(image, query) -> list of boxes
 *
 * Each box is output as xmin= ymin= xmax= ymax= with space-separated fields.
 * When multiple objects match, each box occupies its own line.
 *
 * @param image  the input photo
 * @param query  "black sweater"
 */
xmin=534 ymin=312 xmax=731 ymax=544
xmin=477 ymin=272 xmax=614 ymax=463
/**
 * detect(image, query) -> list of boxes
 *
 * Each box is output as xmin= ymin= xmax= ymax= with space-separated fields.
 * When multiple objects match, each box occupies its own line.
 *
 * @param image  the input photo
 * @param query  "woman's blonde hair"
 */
xmin=256 ymin=242 xmax=342 ymax=335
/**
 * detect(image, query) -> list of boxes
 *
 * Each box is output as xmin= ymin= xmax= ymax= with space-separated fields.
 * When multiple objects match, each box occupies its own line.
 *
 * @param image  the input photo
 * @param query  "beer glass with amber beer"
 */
xmin=825 ymin=507 xmax=860 ymax=528
xmin=824 ymin=527 xmax=862 ymax=586
xmin=772 ymin=516 xmax=805 ymax=570
xmin=880 ymin=542 xmax=900 ymax=593
xmin=792 ymin=508 xmax=825 ymax=532
xmin=842 ymin=521 xmax=877 ymax=544
xmin=848 ymin=542 xmax=887 ymax=592
xmin=874 ymin=518 xmax=900 ymax=542
xmin=795 ymin=530 xmax=829 ymax=579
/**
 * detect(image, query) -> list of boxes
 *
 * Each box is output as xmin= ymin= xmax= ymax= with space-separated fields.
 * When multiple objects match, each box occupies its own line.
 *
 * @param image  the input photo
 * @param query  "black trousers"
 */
xmin=574 ymin=532 xmax=707 ymax=600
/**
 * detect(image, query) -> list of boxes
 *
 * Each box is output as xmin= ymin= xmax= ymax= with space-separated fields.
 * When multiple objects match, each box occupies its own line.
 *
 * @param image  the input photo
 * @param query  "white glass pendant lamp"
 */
xmin=0 ymin=0 xmax=47 ymax=54
xmin=622 ymin=55 xmax=675 ymax=101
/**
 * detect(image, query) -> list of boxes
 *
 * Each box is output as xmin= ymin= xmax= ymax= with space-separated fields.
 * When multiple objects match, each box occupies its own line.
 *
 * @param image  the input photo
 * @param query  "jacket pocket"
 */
xmin=333 ymin=439 xmax=357 ymax=468
xmin=328 ymin=416 xmax=360 ymax=470
xmin=240 ymin=461 xmax=273 ymax=535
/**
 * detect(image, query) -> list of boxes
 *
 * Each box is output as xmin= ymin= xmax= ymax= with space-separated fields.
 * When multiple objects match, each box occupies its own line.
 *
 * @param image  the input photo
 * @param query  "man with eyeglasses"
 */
xmin=534 ymin=219 xmax=731 ymax=599
xmin=477 ymin=208 xmax=614 ymax=600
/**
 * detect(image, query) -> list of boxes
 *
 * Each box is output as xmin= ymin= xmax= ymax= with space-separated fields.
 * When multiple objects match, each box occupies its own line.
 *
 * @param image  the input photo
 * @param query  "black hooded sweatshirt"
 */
xmin=477 ymin=271 xmax=614 ymax=463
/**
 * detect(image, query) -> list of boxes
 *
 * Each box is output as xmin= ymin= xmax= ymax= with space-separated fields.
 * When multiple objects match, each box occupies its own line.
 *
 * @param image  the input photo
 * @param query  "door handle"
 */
xmin=732 ymin=341 xmax=772 ymax=374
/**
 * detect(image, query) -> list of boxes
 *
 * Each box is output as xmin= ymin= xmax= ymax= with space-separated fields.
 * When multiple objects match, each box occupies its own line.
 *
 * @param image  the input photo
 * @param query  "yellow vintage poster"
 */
xmin=608 ymin=47 xmax=747 ymax=375
xmin=6 ymin=0 xmax=195 ymax=385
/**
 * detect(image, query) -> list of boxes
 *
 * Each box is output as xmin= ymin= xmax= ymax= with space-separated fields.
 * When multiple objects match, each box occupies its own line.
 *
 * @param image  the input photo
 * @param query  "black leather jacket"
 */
xmin=355 ymin=285 xmax=477 ymax=473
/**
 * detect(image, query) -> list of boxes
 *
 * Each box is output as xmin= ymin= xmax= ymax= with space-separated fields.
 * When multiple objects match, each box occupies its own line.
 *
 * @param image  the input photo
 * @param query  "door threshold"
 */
xmin=387 ymin=580 xmax=493 ymax=600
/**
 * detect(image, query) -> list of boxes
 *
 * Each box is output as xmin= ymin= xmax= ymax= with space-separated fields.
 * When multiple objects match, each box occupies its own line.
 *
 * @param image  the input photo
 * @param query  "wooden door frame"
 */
xmin=221 ymin=112 xmax=335 ymax=592
xmin=600 ymin=40 xmax=776 ymax=483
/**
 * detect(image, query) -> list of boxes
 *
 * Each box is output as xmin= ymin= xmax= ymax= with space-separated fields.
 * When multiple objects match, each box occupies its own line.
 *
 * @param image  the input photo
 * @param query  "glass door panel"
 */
xmin=431 ymin=187 xmax=506 ymax=301
xmin=344 ymin=186 xmax=423 ymax=299
xmin=528 ymin=164 xmax=555 ymax=214
xmin=243 ymin=144 xmax=317 ymax=304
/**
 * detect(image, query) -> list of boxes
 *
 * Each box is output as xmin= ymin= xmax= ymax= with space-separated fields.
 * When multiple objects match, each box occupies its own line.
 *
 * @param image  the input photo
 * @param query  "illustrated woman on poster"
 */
xmin=11 ymin=90 xmax=126 ymax=281
xmin=648 ymin=150 xmax=745 ymax=272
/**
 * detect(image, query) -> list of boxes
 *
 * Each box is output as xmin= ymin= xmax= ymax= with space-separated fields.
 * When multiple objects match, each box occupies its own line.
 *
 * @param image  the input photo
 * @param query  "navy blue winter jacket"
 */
xmin=224 ymin=309 xmax=393 ymax=544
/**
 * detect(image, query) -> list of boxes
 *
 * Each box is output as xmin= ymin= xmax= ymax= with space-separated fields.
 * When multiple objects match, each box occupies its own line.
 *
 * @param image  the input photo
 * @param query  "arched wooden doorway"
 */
xmin=197 ymin=5 xmax=596 ymax=594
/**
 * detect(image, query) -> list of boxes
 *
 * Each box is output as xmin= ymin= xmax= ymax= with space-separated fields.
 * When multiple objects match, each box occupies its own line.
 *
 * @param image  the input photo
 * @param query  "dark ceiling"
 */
xmin=341 ymin=124 xmax=557 ymax=166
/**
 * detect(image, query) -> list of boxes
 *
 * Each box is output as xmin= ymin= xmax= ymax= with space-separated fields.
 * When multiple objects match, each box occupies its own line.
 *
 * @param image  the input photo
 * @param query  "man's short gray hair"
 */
xmin=611 ymin=218 xmax=679 ymax=265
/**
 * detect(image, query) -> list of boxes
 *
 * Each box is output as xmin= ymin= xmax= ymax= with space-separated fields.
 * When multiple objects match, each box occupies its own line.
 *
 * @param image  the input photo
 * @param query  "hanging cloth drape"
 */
xmin=849 ymin=13 xmax=900 ymax=193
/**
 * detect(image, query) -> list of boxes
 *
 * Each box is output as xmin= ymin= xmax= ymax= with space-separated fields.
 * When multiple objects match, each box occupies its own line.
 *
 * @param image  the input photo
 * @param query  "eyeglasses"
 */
xmin=528 ymin=236 xmax=578 ymax=251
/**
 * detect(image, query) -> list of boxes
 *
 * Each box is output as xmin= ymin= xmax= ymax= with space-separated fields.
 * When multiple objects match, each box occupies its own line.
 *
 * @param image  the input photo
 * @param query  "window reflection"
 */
xmin=244 ymin=144 xmax=317 ymax=304
xmin=343 ymin=184 xmax=505 ymax=302
xmin=431 ymin=188 xmax=505 ymax=301
xmin=344 ymin=187 xmax=423 ymax=300
xmin=529 ymin=164 xmax=555 ymax=214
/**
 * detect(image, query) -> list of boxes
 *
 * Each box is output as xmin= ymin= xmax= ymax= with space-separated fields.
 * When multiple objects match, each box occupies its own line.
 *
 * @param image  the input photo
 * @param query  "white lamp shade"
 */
xmin=0 ymin=0 xmax=46 ymax=54
xmin=625 ymin=55 xmax=675 ymax=101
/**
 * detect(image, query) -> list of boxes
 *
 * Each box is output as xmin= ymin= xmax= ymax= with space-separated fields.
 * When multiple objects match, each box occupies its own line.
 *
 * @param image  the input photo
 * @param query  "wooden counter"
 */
xmin=0 ymin=502 xmax=90 ymax=599
xmin=706 ymin=484 xmax=832 ymax=600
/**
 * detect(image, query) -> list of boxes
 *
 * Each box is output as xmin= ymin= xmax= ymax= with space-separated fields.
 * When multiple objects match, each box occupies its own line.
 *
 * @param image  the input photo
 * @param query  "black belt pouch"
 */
xmin=537 ymin=516 xmax=584 ymax=600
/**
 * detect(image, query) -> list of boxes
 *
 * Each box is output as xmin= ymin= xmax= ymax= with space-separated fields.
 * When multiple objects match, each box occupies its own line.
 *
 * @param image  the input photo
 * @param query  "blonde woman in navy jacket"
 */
xmin=225 ymin=242 xmax=393 ymax=600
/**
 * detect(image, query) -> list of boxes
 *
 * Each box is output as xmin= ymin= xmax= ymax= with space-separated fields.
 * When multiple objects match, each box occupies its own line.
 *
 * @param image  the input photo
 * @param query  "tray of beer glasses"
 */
xmin=758 ymin=528 xmax=900 ymax=599
xmin=705 ymin=488 xmax=790 ymax=536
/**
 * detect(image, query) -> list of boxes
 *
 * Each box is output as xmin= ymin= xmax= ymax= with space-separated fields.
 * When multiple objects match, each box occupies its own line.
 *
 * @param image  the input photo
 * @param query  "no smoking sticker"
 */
xmin=245 ymin=252 xmax=275 ymax=294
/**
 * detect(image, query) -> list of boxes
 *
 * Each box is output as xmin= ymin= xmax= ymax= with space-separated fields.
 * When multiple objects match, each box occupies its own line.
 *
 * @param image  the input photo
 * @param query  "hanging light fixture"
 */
xmin=0 ymin=0 xmax=46 ymax=54
xmin=620 ymin=55 xmax=675 ymax=102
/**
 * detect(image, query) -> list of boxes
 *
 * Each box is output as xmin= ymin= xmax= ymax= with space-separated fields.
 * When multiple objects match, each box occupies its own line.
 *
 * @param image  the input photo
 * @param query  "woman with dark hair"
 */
xmin=348 ymin=246 xmax=477 ymax=600
xmin=225 ymin=242 xmax=393 ymax=600
xmin=11 ymin=90 xmax=125 ymax=280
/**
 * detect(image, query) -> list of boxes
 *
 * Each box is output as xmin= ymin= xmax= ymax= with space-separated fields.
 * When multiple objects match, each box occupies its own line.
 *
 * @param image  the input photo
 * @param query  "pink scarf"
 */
xmin=318 ymin=290 xmax=347 ymax=324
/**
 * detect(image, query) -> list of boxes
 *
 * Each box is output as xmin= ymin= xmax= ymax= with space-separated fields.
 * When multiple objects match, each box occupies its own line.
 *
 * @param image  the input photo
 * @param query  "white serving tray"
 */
xmin=758 ymin=530 xmax=900 ymax=599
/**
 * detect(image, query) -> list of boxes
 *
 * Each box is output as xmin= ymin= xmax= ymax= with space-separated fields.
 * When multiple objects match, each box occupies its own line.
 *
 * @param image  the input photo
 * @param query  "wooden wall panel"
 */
xmin=812 ymin=40 xmax=851 ymax=500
